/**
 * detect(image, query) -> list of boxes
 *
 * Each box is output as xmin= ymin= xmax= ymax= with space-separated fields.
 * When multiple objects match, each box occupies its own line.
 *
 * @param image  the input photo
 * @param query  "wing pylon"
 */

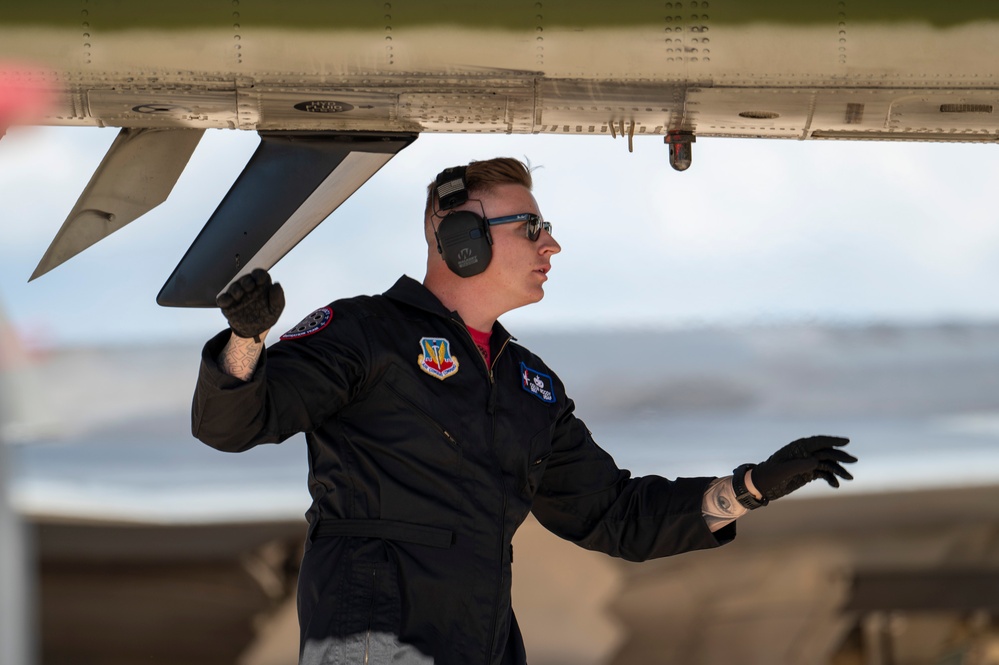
xmin=155 ymin=130 xmax=417 ymax=307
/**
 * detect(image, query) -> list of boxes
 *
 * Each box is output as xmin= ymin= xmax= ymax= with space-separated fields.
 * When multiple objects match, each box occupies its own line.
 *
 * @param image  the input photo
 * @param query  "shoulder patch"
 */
xmin=520 ymin=362 xmax=556 ymax=403
xmin=280 ymin=307 xmax=333 ymax=340
xmin=418 ymin=337 xmax=460 ymax=380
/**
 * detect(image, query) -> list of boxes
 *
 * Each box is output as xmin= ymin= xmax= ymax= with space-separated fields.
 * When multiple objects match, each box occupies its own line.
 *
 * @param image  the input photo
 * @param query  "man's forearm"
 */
xmin=701 ymin=469 xmax=766 ymax=531
xmin=701 ymin=476 xmax=749 ymax=532
xmin=218 ymin=330 xmax=269 ymax=381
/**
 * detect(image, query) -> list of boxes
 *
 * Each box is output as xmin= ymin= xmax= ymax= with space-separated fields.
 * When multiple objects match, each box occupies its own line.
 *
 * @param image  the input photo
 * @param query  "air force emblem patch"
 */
xmin=521 ymin=362 xmax=556 ymax=403
xmin=418 ymin=337 xmax=460 ymax=380
xmin=280 ymin=307 xmax=333 ymax=340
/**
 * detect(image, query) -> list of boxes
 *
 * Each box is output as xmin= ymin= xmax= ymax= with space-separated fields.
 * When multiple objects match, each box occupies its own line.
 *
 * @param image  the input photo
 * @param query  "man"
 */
xmin=192 ymin=157 xmax=856 ymax=665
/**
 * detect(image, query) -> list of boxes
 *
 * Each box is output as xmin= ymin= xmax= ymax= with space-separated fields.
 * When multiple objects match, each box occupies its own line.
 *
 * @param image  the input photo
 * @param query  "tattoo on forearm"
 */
xmin=715 ymin=489 xmax=733 ymax=513
xmin=219 ymin=338 xmax=263 ymax=380
xmin=701 ymin=476 xmax=748 ymax=532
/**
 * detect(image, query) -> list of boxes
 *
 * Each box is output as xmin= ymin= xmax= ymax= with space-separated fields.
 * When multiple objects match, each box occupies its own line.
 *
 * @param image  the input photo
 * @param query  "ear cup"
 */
xmin=437 ymin=210 xmax=492 ymax=277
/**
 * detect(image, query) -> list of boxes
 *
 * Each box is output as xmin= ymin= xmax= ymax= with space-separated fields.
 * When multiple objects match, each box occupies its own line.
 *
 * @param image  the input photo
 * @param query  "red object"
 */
xmin=0 ymin=62 xmax=55 ymax=138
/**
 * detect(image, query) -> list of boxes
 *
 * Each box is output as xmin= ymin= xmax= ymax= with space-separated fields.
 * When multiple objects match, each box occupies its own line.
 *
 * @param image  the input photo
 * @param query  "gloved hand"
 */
xmin=750 ymin=436 xmax=856 ymax=502
xmin=216 ymin=268 xmax=285 ymax=342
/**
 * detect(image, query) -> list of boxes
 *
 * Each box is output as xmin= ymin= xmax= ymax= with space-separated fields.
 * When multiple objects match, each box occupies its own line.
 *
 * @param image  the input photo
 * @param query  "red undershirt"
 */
xmin=467 ymin=326 xmax=492 ymax=366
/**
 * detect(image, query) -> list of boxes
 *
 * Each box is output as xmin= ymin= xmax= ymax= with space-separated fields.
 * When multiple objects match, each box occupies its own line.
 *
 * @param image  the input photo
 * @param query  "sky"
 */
xmin=2 ymin=125 xmax=999 ymax=347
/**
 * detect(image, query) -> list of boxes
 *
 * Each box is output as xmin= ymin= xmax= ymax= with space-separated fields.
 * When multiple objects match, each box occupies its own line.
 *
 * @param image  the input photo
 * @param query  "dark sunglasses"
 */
xmin=487 ymin=213 xmax=553 ymax=241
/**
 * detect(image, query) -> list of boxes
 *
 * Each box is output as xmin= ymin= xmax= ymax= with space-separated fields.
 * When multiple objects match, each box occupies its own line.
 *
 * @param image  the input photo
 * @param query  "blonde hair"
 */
xmin=424 ymin=157 xmax=533 ymax=220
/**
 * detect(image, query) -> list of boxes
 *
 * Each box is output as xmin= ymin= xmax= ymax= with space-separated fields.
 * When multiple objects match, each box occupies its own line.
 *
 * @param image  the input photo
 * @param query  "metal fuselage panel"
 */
xmin=2 ymin=1 xmax=999 ymax=142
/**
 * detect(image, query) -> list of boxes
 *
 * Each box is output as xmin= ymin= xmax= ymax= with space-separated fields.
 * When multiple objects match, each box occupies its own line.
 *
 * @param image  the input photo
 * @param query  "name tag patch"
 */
xmin=521 ymin=362 xmax=555 ymax=403
xmin=418 ymin=337 xmax=460 ymax=380
xmin=280 ymin=307 xmax=333 ymax=340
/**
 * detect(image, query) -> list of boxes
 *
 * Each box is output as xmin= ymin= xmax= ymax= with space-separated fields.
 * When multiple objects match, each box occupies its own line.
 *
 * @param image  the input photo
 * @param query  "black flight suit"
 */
xmin=192 ymin=275 xmax=734 ymax=665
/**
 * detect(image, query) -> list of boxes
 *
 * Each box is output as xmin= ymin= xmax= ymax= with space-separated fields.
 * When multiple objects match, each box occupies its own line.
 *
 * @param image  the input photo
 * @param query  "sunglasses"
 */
xmin=487 ymin=213 xmax=553 ymax=241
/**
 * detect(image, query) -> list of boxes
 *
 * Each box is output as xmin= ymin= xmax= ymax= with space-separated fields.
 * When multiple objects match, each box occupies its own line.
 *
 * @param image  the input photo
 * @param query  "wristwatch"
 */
xmin=732 ymin=463 xmax=769 ymax=510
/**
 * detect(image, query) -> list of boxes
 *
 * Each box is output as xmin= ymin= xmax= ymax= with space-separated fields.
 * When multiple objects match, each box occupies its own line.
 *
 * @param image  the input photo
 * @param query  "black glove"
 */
xmin=749 ymin=436 xmax=856 ymax=503
xmin=216 ymin=268 xmax=285 ymax=341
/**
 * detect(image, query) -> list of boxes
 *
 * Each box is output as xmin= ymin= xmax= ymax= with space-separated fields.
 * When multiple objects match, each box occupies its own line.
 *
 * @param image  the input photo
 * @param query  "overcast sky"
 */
xmin=2 ymin=125 xmax=999 ymax=347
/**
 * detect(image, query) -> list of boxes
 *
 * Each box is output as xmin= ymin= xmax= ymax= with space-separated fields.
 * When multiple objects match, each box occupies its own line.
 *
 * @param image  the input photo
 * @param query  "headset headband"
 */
xmin=435 ymin=166 xmax=469 ymax=211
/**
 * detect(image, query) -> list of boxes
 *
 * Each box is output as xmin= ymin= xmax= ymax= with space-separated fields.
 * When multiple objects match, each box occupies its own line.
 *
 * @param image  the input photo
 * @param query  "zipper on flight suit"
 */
xmin=451 ymin=319 xmax=515 ymax=664
xmin=487 ymin=336 xmax=512 ymax=415
xmin=484 ymin=337 xmax=512 ymax=662
xmin=450 ymin=318 xmax=512 ymax=415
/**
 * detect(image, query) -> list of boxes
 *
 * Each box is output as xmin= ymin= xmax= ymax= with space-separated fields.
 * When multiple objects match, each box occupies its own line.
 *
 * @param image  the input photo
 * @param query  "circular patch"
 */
xmin=280 ymin=307 xmax=333 ymax=340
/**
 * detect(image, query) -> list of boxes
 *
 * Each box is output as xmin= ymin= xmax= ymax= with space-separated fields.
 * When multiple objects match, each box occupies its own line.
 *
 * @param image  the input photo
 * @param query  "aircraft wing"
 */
xmin=4 ymin=2 xmax=999 ymax=297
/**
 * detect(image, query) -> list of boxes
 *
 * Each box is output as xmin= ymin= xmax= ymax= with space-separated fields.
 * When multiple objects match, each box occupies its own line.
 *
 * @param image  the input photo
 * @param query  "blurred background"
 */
xmin=3 ymin=129 xmax=999 ymax=664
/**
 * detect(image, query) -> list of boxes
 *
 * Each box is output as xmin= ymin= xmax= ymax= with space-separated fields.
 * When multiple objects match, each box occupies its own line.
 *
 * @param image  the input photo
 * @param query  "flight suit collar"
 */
xmin=384 ymin=275 xmax=514 ymax=344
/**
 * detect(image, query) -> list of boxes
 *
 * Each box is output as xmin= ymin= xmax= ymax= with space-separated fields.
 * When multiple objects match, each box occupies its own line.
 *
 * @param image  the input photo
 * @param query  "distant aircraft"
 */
xmin=2 ymin=2 xmax=998 ymax=306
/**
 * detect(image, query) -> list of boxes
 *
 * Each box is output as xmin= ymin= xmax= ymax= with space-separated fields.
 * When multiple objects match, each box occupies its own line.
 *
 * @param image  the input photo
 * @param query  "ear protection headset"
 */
xmin=433 ymin=166 xmax=493 ymax=278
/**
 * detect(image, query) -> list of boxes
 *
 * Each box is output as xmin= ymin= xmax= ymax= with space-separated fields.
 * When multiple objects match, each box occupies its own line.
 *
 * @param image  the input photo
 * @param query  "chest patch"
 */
xmin=280 ymin=307 xmax=333 ymax=340
xmin=521 ymin=362 xmax=556 ymax=403
xmin=418 ymin=337 xmax=460 ymax=380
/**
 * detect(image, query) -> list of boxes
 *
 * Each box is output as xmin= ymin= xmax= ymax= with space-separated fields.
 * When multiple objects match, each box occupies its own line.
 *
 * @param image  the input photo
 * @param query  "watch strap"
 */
xmin=732 ymin=463 xmax=769 ymax=510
